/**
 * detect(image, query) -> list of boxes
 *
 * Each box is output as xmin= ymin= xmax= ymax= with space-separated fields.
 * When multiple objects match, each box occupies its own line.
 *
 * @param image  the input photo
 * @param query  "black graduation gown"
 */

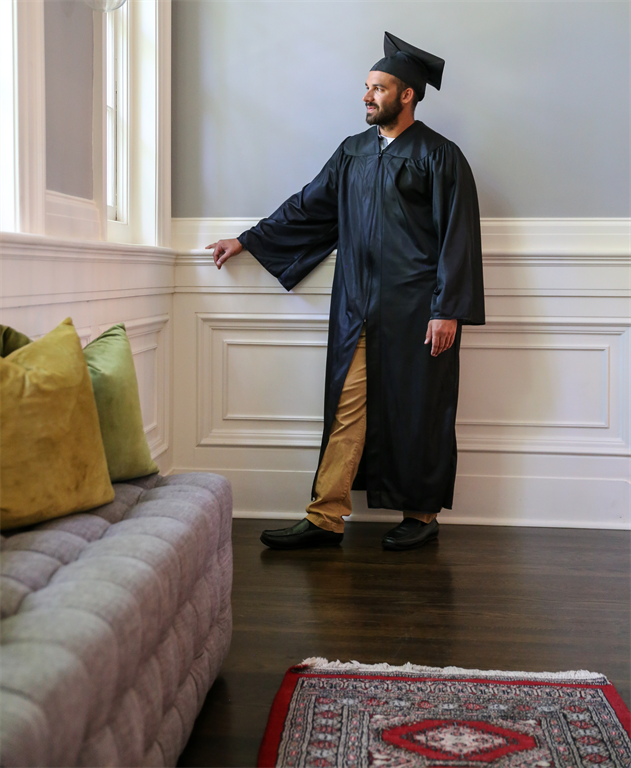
xmin=238 ymin=120 xmax=485 ymax=513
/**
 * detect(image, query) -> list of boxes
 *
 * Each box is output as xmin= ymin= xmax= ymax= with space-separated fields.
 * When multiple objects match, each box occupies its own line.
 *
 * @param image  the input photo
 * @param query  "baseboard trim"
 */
xmin=168 ymin=467 xmax=630 ymax=530
xmin=231 ymin=510 xmax=630 ymax=530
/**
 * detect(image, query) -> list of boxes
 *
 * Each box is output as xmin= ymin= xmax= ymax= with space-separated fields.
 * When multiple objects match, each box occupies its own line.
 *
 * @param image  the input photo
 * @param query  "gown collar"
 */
xmin=344 ymin=121 xmax=448 ymax=160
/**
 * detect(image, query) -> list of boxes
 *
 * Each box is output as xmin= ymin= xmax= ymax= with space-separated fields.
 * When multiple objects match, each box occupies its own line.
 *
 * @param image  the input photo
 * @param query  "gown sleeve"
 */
xmin=237 ymin=145 xmax=343 ymax=291
xmin=429 ymin=142 xmax=485 ymax=325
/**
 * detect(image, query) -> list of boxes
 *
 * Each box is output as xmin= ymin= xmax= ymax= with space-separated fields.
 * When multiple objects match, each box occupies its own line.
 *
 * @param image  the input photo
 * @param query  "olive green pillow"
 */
xmin=0 ymin=325 xmax=32 ymax=357
xmin=0 ymin=318 xmax=115 ymax=530
xmin=83 ymin=324 xmax=158 ymax=482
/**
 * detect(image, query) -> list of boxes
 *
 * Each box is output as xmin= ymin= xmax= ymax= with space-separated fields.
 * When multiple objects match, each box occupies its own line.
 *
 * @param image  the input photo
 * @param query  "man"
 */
xmin=209 ymin=32 xmax=485 ymax=551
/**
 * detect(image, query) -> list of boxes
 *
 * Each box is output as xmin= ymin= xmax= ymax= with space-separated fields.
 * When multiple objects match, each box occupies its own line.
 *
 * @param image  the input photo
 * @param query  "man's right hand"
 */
xmin=206 ymin=238 xmax=243 ymax=269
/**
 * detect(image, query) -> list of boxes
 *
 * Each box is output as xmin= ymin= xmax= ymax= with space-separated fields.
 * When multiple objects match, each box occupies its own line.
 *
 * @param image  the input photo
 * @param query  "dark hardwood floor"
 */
xmin=178 ymin=519 xmax=630 ymax=767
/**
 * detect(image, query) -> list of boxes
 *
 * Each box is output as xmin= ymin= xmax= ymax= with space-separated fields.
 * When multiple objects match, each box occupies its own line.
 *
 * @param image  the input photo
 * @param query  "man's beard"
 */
xmin=365 ymin=97 xmax=404 ymax=127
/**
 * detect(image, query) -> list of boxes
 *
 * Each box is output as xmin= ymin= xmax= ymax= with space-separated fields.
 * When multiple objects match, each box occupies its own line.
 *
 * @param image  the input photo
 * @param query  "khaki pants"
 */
xmin=306 ymin=326 xmax=438 ymax=533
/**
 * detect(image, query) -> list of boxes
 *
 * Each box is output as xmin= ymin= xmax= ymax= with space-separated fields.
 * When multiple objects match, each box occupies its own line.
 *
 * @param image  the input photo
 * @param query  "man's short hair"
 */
xmin=395 ymin=77 xmax=422 ymax=110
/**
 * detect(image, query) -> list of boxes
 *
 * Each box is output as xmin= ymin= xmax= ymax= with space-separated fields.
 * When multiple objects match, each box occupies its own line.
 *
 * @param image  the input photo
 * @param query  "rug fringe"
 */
xmin=298 ymin=658 xmax=608 ymax=682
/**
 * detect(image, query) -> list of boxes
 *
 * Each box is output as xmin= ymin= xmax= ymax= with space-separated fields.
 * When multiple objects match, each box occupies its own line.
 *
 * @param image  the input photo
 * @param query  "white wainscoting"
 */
xmin=102 ymin=314 xmax=171 ymax=459
xmin=196 ymin=313 xmax=329 ymax=448
xmin=172 ymin=217 xmax=631 ymax=530
xmin=173 ymin=216 xmax=631 ymax=256
xmin=0 ymin=231 xmax=175 ymax=471
xmin=457 ymin=320 xmax=629 ymax=457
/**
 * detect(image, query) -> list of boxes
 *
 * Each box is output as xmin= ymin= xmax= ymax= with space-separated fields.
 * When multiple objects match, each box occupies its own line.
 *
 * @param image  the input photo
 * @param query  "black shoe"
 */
xmin=381 ymin=518 xmax=439 ymax=551
xmin=260 ymin=518 xmax=344 ymax=550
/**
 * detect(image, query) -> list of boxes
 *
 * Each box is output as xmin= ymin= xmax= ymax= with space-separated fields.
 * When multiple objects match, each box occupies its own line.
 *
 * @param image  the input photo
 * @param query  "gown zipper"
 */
xmin=366 ymin=149 xmax=383 ymax=321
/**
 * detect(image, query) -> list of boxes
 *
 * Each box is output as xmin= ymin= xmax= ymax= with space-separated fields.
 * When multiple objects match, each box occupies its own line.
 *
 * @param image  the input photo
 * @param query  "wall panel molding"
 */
xmin=31 ymin=325 xmax=93 ymax=346
xmin=1 ymin=287 xmax=174 ymax=311
xmin=458 ymin=343 xmax=610 ymax=429
xmin=196 ymin=313 xmax=329 ymax=448
xmin=173 ymin=216 xmax=631 ymax=257
xmin=458 ymin=321 xmax=629 ymax=457
xmin=0 ymin=232 xmax=175 ymax=310
xmin=221 ymin=340 xmax=328 ymax=422
xmin=480 ymin=218 xmax=631 ymax=257
xmin=0 ymin=231 xmax=175 ymax=264
xmin=189 ymin=313 xmax=630 ymax=457
xmin=173 ymin=218 xmax=631 ymax=308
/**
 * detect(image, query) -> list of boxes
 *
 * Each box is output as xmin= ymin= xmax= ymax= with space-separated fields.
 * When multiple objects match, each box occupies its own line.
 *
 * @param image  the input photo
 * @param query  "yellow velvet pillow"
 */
xmin=0 ymin=318 xmax=115 ymax=530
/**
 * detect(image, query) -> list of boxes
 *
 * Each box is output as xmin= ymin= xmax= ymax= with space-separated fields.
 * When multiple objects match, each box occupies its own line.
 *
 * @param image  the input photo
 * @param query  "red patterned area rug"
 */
xmin=258 ymin=659 xmax=631 ymax=768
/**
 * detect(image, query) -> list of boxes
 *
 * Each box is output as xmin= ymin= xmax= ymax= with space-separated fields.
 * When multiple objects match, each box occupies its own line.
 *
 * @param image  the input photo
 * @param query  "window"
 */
xmin=105 ymin=2 xmax=127 ymax=223
xmin=0 ymin=0 xmax=171 ymax=242
xmin=105 ymin=0 xmax=171 ymax=247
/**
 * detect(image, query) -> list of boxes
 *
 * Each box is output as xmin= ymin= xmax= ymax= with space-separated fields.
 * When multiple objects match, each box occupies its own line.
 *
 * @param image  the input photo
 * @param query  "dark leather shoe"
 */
xmin=260 ymin=518 xmax=343 ymax=550
xmin=381 ymin=518 xmax=439 ymax=551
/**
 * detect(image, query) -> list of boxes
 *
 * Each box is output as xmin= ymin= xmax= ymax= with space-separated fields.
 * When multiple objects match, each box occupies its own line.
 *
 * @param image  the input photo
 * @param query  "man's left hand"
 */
xmin=425 ymin=319 xmax=458 ymax=357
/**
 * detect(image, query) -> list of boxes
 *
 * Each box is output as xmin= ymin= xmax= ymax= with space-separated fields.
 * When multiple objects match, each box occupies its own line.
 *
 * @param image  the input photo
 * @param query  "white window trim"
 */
xmin=0 ymin=0 xmax=46 ymax=235
xmin=105 ymin=1 xmax=129 ymax=224
xmin=100 ymin=0 xmax=171 ymax=248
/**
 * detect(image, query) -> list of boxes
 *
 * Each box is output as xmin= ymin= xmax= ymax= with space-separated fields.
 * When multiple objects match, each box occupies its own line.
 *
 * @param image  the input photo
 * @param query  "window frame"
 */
xmin=0 ymin=0 xmax=46 ymax=235
xmin=105 ymin=1 xmax=129 ymax=224
xmin=103 ymin=0 xmax=171 ymax=247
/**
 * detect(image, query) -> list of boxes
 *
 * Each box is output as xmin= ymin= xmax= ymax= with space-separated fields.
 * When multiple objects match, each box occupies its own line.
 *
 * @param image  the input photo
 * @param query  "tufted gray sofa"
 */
xmin=0 ymin=472 xmax=232 ymax=767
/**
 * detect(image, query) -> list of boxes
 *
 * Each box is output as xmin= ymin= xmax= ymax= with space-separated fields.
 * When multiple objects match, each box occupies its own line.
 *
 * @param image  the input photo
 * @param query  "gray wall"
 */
xmin=45 ymin=0 xmax=94 ymax=200
xmin=172 ymin=1 xmax=629 ymax=219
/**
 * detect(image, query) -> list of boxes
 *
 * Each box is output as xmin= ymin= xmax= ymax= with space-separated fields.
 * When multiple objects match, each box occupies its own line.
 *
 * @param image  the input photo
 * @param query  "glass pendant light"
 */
xmin=83 ymin=0 xmax=127 ymax=11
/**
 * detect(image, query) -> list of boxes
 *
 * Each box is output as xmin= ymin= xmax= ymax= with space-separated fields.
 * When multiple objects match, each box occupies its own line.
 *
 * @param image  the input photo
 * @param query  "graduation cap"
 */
xmin=371 ymin=32 xmax=445 ymax=101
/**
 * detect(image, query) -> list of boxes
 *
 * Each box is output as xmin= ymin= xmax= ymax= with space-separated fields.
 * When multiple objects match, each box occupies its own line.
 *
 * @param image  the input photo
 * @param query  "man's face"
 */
xmin=363 ymin=71 xmax=404 ymax=126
